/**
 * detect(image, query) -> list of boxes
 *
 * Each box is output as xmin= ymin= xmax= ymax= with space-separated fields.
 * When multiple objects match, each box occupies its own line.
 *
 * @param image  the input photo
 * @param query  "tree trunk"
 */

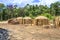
xmin=1 ymin=15 xmax=3 ymax=21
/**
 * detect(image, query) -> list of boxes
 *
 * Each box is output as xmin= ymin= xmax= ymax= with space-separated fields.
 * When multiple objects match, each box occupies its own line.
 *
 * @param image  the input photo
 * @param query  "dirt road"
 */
xmin=0 ymin=23 xmax=60 ymax=40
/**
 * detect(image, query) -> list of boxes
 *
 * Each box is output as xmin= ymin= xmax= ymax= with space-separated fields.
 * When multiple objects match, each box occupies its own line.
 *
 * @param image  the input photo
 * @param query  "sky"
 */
xmin=0 ymin=0 xmax=60 ymax=7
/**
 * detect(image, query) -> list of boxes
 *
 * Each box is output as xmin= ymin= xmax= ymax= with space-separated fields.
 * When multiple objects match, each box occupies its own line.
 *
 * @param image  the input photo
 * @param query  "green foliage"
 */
xmin=0 ymin=3 xmax=5 ymax=8
xmin=0 ymin=2 xmax=59 ymax=21
xmin=41 ymin=13 xmax=55 ymax=20
xmin=50 ymin=1 xmax=60 ymax=16
xmin=29 ymin=14 xmax=35 ymax=19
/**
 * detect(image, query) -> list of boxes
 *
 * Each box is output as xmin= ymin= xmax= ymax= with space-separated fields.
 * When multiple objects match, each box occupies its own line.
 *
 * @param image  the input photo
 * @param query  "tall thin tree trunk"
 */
xmin=1 ymin=15 xmax=2 ymax=21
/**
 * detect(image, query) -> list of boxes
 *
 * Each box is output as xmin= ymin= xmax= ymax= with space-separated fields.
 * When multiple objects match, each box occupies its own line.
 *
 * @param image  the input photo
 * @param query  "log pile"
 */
xmin=16 ymin=17 xmax=23 ymax=24
xmin=8 ymin=18 xmax=19 ymax=25
xmin=23 ymin=17 xmax=33 ymax=25
xmin=35 ymin=16 xmax=49 ymax=26
xmin=54 ymin=16 xmax=60 ymax=28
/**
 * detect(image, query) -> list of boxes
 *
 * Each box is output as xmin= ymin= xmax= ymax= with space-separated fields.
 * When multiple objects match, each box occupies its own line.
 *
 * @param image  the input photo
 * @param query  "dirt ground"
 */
xmin=0 ymin=22 xmax=60 ymax=40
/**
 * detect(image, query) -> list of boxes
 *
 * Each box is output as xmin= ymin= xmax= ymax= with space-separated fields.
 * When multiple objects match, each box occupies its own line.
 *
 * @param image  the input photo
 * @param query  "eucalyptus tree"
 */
xmin=7 ymin=4 xmax=14 ymax=18
xmin=0 ymin=3 xmax=5 ymax=21
xmin=50 ymin=2 xmax=60 ymax=16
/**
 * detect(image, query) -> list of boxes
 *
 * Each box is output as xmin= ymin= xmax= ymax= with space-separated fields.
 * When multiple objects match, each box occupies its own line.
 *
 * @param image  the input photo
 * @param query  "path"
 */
xmin=0 ymin=23 xmax=60 ymax=40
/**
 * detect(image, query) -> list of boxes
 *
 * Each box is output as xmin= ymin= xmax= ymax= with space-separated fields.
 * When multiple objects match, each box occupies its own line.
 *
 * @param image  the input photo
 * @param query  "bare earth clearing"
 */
xmin=0 ymin=22 xmax=60 ymax=40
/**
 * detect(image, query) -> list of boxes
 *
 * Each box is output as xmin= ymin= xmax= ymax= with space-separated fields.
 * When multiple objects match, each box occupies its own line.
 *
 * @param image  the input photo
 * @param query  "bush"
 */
xmin=41 ymin=13 xmax=55 ymax=20
xmin=29 ymin=14 xmax=35 ymax=19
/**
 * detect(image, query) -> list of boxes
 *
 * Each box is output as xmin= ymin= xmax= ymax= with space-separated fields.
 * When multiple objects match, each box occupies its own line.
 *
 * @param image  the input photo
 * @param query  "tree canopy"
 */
xmin=0 ymin=1 xmax=60 ymax=21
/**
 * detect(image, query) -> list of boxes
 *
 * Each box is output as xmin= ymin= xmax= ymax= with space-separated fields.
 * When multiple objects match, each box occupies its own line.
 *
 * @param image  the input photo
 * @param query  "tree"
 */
xmin=50 ymin=2 xmax=60 ymax=16
xmin=7 ymin=4 xmax=14 ymax=18
xmin=0 ymin=3 xmax=5 ymax=8
xmin=0 ymin=3 xmax=5 ymax=21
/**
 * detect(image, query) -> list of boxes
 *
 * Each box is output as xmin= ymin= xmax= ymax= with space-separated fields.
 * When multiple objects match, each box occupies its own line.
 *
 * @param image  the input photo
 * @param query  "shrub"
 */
xmin=41 ymin=13 xmax=55 ymax=20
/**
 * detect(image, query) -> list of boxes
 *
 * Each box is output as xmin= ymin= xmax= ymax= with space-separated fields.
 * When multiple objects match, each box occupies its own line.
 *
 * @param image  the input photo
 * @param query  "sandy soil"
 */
xmin=0 ymin=23 xmax=60 ymax=40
